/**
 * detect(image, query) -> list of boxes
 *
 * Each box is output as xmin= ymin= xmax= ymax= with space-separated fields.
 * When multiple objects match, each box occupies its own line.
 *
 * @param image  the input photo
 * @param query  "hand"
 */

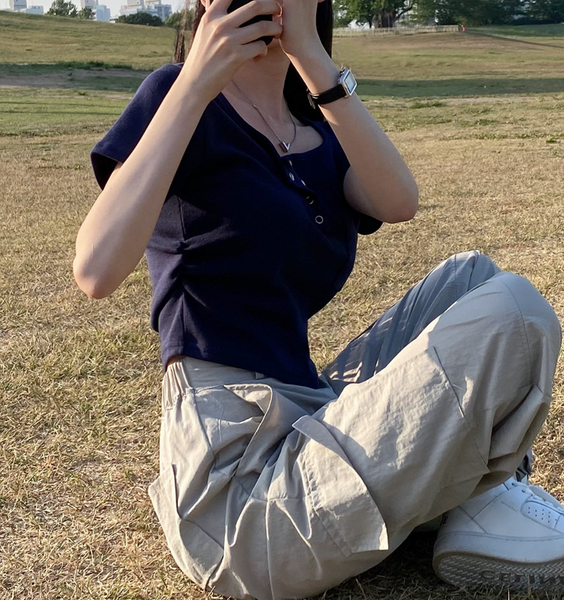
xmin=180 ymin=0 xmax=283 ymax=103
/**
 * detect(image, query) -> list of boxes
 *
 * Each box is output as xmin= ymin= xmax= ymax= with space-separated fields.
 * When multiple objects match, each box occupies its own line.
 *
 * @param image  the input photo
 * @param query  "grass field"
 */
xmin=2 ymin=12 xmax=564 ymax=600
xmin=0 ymin=10 xmax=175 ymax=67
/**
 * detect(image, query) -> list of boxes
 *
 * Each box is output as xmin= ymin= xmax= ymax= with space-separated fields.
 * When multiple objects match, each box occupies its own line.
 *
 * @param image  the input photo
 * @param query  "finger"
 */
xmin=226 ymin=0 xmax=281 ymax=27
xmin=206 ymin=0 xmax=235 ymax=16
xmin=254 ymin=41 xmax=269 ymax=60
xmin=240 ymin=38 xmax=270 ymax=60
xmin=232 ymin=19 xmax=282 ymax=44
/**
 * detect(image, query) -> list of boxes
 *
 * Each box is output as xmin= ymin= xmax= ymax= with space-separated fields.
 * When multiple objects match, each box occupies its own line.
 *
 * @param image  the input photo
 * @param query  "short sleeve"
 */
xmin=324 ymin=121 xmax=382 ymax=236
xmin=91 ymin=63 xmax=183 ymax=189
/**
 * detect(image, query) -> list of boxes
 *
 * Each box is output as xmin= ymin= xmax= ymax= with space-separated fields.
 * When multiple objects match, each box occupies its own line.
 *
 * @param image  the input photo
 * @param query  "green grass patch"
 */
xmin=0 ymin=88 xmax=129 ymax=136
xmin=475 ymin=23 xmax=564 ymax=38
xmin=357 ymin=76 xmax=564 ymax=98
xmin=0 ymin=10 xmax=176 ymax=69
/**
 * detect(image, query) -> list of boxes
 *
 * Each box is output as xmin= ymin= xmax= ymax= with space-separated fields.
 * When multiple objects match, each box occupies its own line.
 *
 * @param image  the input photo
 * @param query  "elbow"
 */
xmin=396 ymin=197 xmax=419 ymax=223
xmin=387 ymin=182 xmax=419 ymax=223
xmin=73 ymin=257 xmax=114 ymax=299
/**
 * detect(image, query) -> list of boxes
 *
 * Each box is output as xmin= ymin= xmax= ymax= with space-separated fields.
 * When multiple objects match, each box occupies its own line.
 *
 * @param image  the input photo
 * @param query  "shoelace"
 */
xmin=508 ymin=478 xmax=564 ymax=514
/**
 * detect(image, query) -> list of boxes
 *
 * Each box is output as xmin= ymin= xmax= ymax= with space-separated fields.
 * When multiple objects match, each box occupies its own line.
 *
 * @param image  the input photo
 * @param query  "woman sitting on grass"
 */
xmin=74 ymin=0 xmax=564 ymax=596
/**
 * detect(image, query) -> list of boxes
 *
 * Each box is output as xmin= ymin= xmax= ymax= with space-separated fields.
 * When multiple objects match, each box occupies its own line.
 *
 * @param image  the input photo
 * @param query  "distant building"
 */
xmin=146 ymin=0 xmax=171 ymax=21
xmin=95 ymin=4 xmax=111 ymax=20
xmin=81 ymin=0 xmax=98 ymax=8
xmin=26 ymin=4 xmax=44 ymax=13
xmin=9 ymin=0 xmax=27 ymax=11
xmin=118 ymin=5 xmax=139 ymax=16
xmin=119 ymin=0 xmax=171 ymax=21
xmin=119 ymin=0 xmax=143 ymax=16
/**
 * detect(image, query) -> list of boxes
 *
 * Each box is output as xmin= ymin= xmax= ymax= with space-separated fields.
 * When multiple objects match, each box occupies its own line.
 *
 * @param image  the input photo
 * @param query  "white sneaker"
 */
xmin=433 ymin=477 xmax=564 ymax=592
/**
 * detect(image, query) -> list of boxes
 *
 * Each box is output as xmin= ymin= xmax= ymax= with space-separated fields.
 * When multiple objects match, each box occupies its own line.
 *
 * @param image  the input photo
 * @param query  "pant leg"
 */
xmin=316 ymin=267 xmax=561 ymax=543
xmin=322 ymin=251 xmax=500 ymax=394
xmin=321 ymin=251 xmax=535 ymax=482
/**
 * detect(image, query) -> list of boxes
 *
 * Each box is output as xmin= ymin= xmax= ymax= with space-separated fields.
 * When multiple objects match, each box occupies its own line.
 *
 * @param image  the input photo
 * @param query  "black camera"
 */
xmin=228 ymin=0 xmax=273 ymax=46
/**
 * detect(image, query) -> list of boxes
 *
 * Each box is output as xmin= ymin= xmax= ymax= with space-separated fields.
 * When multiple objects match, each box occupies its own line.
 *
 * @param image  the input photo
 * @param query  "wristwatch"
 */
xmin=307 ymin=69 xmax=357 ymax=109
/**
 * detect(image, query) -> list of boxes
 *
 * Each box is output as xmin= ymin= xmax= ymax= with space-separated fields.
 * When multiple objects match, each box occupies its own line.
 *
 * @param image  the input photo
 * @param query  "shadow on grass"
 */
xmin=358 ymin=77 xmax=564 ymax=98
xmin=467 ymin=30 xmax=564 ymax=50
xmin=0 ymin=61 xmax=138 ymax=74
xmin=0 ymin=100 xmax=120 ymax=108
xmin=0 ymin=108 xmax=119 ymax=116
xmin=0 ymin=62 xmax=150 ymax=92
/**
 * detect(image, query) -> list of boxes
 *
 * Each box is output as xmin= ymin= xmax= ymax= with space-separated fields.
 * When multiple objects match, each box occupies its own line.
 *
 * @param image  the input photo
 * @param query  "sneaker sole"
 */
xmin=434 ymin=552 xmax=564 ymax=592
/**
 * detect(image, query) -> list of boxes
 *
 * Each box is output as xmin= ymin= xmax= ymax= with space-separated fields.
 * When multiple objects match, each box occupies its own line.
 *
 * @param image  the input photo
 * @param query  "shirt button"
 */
xmin=315 ymin=215 xmax=324 ymax=224
xmin=301 ymin=179 xmax=306 ymax=186
xmin=289 ymin=172 xmax=295 ymax=181
xmin=288 ymin=160 xmax=293 ymax=167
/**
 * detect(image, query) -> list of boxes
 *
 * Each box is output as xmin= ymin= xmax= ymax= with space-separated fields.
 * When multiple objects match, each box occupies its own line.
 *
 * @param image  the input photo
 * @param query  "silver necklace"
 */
xmin=230 ymin=80 xmax=297 ymax=153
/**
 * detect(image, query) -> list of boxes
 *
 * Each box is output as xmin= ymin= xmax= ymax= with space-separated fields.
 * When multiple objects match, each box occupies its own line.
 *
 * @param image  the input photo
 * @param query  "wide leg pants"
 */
xmin=148 ymin=251 xmax=561 ymax=600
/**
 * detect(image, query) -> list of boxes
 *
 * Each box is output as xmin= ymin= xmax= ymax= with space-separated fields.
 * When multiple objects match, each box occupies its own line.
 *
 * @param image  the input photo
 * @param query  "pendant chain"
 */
xmin=230 ymin=80 xmax=297 ymax=153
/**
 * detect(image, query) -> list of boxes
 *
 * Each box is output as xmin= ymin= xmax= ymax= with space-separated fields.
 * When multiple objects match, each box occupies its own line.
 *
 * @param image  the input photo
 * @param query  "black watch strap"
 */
xmin=312 ymin=85 xmax=347 ymax=106
xmin=308 ymin=69 xmax=357 ymax=109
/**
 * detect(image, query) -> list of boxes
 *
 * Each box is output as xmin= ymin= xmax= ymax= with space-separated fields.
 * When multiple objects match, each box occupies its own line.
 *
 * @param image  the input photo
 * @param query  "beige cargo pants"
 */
xmin=148 ymin=251 xmax=561 ymax=600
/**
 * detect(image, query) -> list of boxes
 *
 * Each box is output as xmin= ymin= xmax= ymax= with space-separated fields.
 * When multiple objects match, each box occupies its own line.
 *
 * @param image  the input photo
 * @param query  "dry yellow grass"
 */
xmin=1 ymin=30 xmax=564 ymax=600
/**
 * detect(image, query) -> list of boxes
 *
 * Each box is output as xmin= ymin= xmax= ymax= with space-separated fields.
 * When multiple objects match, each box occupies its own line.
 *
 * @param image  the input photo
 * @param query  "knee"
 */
xmin=494 ymin=273 xmax=560 ymax=331
xmin=437 ymin=251 xmax=500 ymax=293
xmin=457 ymin=250 xmax=499 ymax=283
xmin=494 ymin=272 xmax=561 ymax=350
xmin=487 ymin=274 xmax=561 ymax=391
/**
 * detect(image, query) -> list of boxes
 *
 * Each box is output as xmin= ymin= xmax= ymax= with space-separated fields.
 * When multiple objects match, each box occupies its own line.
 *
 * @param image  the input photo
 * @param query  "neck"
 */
xmin=227 ymin=44 xmax=291 ymax=120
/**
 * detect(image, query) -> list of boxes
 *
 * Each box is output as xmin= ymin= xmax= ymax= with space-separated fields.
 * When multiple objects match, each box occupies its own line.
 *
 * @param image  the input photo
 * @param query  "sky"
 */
xmin=0 ymin=0 xmax=184 ymax=18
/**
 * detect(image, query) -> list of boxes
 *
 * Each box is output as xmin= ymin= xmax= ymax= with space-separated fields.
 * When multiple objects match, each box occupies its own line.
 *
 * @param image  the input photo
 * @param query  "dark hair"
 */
xmin=174 ymin=0 xmax=333 ymax=121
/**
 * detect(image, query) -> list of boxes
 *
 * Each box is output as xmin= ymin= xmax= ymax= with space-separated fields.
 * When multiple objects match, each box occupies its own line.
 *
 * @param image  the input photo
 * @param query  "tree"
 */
xmin=411 ymin=0 xmax=458 ymax=24
xmin=115 ymin=12 xmax=163 ymax=26
xmin=47 ymin=0 xmax=78 ymax=17
xmin=411 ymin=0 xmax=525 ymax=26
xmin=78 ymin=6 xmax=95 ymax=19
xmin=332 ymin=0 xmax=415 ymax=28
xmin=164 ymin=8 xmax=194 ymax=29
xmin=375 ymin=0 xmax=416 ymax=27
xmin=333 ymin=9 xmax=353 ymax=26
xmin=525 ymin=0 xmax=564 ymax=22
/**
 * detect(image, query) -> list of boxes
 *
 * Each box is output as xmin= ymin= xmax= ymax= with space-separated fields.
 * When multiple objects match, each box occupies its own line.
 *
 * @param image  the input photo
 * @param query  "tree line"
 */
xmin=46 ymin=0 xmax=195 ymax=27
xmin=334 ymin=0 xmax=564 ymax=29
xmin=44 ymin=0 xmax=564 ymax=30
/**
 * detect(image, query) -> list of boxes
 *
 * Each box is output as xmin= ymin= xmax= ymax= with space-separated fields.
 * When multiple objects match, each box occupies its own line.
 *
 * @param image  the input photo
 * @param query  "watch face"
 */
xmin=342 ymin=70 xmax=357 ymax=96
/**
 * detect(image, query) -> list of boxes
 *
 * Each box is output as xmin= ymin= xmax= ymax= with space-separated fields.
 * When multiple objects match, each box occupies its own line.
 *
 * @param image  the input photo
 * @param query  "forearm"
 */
xmin=74 ymin=71 xmax=208 ymax=298
xmin=288 ymin=48 xmax=418 ymax=223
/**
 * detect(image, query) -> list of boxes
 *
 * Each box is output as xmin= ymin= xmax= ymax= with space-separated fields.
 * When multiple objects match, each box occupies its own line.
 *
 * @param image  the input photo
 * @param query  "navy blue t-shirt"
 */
xmin=91 ymin=63 xmax=381 ymax=388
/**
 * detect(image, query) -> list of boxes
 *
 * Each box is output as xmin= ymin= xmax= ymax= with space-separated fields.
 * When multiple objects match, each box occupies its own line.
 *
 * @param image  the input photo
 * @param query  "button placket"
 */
xmin=281 ymin=157 xmax=323 ymax=225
